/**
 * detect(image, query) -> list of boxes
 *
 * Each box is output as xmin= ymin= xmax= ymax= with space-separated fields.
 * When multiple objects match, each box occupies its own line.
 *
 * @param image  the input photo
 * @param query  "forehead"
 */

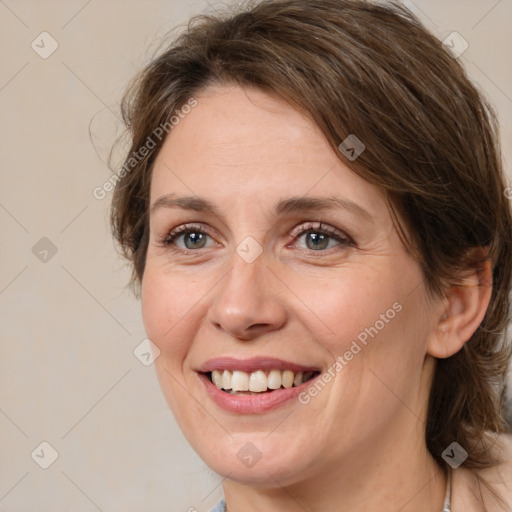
xmin=150 ymin=85 xmax=386 ymax=218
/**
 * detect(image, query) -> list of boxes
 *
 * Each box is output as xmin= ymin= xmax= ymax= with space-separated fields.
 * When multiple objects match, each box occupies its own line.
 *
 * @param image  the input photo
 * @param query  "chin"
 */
xmin=190 ymin=431 xmax=320 ymax=488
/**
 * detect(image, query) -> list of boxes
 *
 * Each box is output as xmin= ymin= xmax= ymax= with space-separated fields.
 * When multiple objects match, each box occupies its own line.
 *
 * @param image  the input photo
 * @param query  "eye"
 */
xmin=160 ymin=221 xmax=353 ymax=255
xmin=162 ymin=224 xmax=216 ymax=251
xmin=291 ymin=222 xmax=353 ymax=252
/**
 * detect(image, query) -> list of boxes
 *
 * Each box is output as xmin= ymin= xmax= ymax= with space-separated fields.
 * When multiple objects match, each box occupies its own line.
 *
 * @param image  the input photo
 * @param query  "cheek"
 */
xmin=324 ymin=271 xmax=432 ymax=417
xmin=141 ymin=268 xmax=202 ymax=424
xmin=287 ymin=258 xmax=431 ymax=394
xmin=285 ymin=264 xmax=403 ymax=350
xmin=141 ymin=267 xmax=194 ymax=362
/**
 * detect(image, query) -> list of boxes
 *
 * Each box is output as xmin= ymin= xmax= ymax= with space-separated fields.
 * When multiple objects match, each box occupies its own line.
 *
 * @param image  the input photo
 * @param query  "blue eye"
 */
xmin=162 ymin=222 xmax=352 ymax=254
xmin=291 ymin=222 xmax=352 ymax=252
xmin=296 ymin=231 xmax=343 ymax=251
xmin=163 ymin=224 xmax=215 ymax=250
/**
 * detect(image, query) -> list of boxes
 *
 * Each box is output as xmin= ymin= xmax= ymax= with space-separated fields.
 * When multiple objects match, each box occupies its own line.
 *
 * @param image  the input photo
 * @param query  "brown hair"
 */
xmin=111 ymin=0 xmax=512 ymax=500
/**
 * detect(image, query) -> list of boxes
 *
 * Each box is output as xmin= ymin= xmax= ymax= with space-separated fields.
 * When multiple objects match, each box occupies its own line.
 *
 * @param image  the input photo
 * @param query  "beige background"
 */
xmin=0 ymin=0 xmax=511 ymax=510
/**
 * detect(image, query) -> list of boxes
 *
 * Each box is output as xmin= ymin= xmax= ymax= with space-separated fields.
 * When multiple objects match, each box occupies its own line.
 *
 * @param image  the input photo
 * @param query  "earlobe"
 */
xmin=427 ymin=257 xmax=492 ymax=359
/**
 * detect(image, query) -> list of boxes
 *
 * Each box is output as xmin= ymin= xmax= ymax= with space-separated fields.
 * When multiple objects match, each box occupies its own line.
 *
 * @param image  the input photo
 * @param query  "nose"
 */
xmin=207 ymin=252 xmax=288 ymax=341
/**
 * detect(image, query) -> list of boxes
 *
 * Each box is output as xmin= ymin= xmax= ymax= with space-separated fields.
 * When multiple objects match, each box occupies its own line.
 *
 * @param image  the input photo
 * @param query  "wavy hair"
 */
xmin=110 ymin=0 xmax=512 ymax=506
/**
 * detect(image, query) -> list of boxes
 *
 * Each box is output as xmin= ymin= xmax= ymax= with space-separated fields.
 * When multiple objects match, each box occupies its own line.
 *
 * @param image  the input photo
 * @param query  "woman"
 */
xmin=111 ymin=0 xmax=512 ymax=510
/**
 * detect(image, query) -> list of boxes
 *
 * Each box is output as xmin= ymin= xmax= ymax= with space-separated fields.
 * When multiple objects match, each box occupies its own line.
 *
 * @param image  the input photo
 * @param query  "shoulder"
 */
xmin=207 ymin=499 xmax=226 ymax=512
xmin=452 ymin=433 xmax=512 ymax=511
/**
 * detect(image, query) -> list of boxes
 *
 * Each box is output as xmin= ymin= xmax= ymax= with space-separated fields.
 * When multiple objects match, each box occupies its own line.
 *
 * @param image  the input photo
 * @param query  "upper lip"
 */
xmin=197 ymin=357 xmax=320 ymax=374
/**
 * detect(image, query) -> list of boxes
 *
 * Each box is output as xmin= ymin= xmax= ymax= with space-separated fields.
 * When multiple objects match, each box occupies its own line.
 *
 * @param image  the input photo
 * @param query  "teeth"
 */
xmin=212 ymin=370 xmax=223 ymax=388
xmin=267 ymin=369 xmax=282 ymax=390
xmin=249 ymin=370 xmax=267 ymax=392
xmin=222 ymin=370 xmax=232 ymax=390
xmin=282 ymin=370 xmax=294 ymax=389
xmin=231 ymin=370 xmax=249 ymax=392
xmin=210 ymin=369 xmax=315 ymax=393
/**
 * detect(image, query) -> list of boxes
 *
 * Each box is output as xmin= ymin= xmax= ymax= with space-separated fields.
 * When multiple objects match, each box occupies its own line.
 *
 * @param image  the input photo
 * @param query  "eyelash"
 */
xmin=160 ymin=221 xmax=354 ymax=255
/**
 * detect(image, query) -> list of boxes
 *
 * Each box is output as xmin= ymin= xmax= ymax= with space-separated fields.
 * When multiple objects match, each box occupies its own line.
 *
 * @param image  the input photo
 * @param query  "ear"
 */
xmin=427 ymin=253 xmax=492 ymax=359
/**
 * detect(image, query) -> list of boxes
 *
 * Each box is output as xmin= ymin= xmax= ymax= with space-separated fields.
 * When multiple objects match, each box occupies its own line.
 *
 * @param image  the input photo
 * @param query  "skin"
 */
xmin=142 ymin=85 xmax=492 ymax=511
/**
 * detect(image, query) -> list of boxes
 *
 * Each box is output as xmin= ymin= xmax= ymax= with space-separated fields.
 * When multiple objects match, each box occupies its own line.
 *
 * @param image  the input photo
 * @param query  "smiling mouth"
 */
xmin=205 ymin=369 xmax=320 ymax=395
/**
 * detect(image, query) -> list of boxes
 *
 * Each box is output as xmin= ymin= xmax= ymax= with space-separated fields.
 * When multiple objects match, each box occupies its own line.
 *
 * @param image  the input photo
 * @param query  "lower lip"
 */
xmin=199 ymin=373 xmax=315 ymax=414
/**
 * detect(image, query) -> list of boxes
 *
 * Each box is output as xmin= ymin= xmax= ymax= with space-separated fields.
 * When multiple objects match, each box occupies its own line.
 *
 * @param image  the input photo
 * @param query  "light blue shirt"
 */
xmin=209 ymin=500 xmax=226 ymax=512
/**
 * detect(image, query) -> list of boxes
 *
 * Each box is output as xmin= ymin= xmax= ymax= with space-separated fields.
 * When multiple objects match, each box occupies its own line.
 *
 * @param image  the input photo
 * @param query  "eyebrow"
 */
xmin=150 ymin=194 xmax=372 ymax=220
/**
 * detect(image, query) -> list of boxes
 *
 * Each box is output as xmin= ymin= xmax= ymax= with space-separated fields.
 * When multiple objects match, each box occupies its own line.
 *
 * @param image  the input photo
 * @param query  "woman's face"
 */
xmin=142 ymin=85 xmax=442 ymax=486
